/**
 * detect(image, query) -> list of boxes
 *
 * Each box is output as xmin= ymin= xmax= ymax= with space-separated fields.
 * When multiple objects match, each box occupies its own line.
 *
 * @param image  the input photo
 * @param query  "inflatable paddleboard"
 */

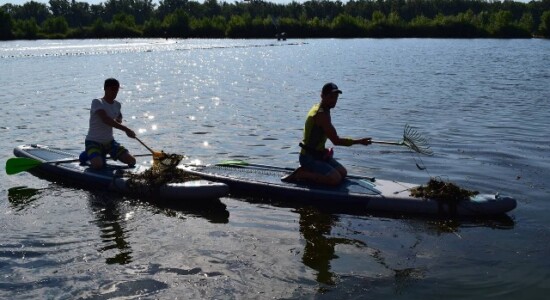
xmin=13 ymin=144 xmax=229 ymax=201
xmin=181 ymin=162 xmax=516 ymax=216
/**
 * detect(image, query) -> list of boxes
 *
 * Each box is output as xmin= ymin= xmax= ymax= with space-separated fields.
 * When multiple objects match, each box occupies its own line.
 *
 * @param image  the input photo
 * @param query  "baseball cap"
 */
xmin=322 ymin=82 xmax=342 ymax=95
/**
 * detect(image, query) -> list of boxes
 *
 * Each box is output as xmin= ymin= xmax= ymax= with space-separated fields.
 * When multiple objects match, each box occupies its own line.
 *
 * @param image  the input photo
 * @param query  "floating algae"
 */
xmin=126 ymin=152 xmax=200 ymax=191
xmin=410 ymin=177 xmax=479 ymax=204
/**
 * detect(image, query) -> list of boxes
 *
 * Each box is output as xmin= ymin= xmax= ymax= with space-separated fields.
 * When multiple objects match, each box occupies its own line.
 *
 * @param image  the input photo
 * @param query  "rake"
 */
xmin=371 ymin=124 xmax=433 ymax=156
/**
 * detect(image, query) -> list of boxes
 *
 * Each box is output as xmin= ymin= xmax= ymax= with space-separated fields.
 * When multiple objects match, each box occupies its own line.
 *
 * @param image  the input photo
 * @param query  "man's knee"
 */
xmin=127 ymin=156 xmax=136 ymax=166
xmin=90 ymin=157 xmax=104 ymax=169
xmin=326 ymin=171 xmax=343 ymax=186
xmin=120 ymin=152 xmax=136 ymax=166
xmin=336 ymin=166 xmax=347 ymax=178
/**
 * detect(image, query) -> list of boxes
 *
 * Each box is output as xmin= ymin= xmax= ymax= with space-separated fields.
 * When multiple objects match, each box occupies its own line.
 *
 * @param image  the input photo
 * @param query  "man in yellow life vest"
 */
xmin=282 ymin=83 xmax=372 ymax=186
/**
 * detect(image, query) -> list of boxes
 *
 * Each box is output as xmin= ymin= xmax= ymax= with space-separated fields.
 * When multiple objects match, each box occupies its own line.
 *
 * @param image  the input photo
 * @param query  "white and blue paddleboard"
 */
xmin=13 ymin=144 xmax=229 ymax=201
xmin=181 ymin=162 xmax=516 ymax=216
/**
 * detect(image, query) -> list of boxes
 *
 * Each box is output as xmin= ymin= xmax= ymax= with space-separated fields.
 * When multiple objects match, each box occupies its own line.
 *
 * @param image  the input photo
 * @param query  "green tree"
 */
xmin=0 ymin=9 xmax=14 ymax=39
xmin=111 ymin=12 xmax=141 ymax=37
xmin=492 ymin=10 xmax=514 ymax=31
xmin=17 ymin=1 xmax=50 ymax=24
xmin=90 ymin=17 xmax=107 ymax=38
xmin=135 ymin=0 xmax=156 ymax=24
xmin=0 ymin=4 xmax=18 ymax=15
xmin=302 ymin=0 xmax=344 ymax=20
xmin=42 ymin=15 xmax=69 ymax=34
xmin=387 ymin=11 xmax=403 ymax=25
xmin=143 ymin=17 xmax=163 ymax=37
xmin=409 ymin=14 xmax=434 ymax=37
xmin=371 ymin=10 xmax=386 ymax=24
xmin=70 ymin=1 xmax=93 ymax=28
xmin=13 ymin=17 xmax=39 ymax=39
xmin=410 ymin=15 xmax=432 ymax=27
xmin=49 ymin=0 xmax=71 ymax=17
xmin=105 ymin=0 xmax=154 ymax=25
xmin=204 ymin=0 xmax=222 ymax=18
xmin=158 ymin=0 xmax=188 ymax=20
xmin=89 ymin=4 xmax=105 ymax=22
xmin=1 ymin=0 xmax=548 ymax=39
xmin=332 ymin=13 xmax=366 ymax=37
xmin=490 ymin=9 xmax=530 ymax=37
xmin=113 ymin=12 xmax=136 ymax=28
xmin=539 ymin=10 xmax=550 ymax=37
xmin=163 ymin=8 xmax=190 ymax=37
xmin=518 ymin=12 xmax=534 ymax=33
xmin=189 ymin=16 xmax=226 ymax=38
xmin=226 ymin=14 xmax=250 ymax=38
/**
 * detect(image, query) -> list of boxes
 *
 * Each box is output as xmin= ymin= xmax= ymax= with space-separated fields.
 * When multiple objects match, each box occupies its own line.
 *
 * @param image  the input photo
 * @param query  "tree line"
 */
xmin=1 ymin=0 xmax=550 ymax=40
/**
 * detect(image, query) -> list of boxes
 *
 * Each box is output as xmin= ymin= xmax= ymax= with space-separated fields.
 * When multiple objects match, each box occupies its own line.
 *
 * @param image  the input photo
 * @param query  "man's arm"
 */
xmin=316 ymin=112 xmax=371 ymax=146
xmin=96 ymin=109 xmax=136 ymax=138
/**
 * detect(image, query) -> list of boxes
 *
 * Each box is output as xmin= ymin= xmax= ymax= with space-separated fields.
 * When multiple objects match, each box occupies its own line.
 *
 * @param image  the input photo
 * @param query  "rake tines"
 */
xmin=402 ymin=124 xmax=433 ymax=156
xmin=370 ymin=125 xmax=433 ymax=155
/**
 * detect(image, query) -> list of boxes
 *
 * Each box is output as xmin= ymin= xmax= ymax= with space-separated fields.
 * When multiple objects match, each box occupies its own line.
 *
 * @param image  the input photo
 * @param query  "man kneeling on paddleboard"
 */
xmin=80 ymin=78 xmax=137 ymax=169
xmin=281 ymin=82 xmax=372 ymax=186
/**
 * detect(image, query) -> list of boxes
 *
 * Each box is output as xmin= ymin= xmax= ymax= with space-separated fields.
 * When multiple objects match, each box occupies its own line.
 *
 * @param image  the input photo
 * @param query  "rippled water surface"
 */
xmin=1 ymin=38 xmax=549 ymax=299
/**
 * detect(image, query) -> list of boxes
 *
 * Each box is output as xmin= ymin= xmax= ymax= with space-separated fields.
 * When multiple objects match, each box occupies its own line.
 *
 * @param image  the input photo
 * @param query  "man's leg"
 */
xmin=118 ymin=151 xmax=136 ymax=167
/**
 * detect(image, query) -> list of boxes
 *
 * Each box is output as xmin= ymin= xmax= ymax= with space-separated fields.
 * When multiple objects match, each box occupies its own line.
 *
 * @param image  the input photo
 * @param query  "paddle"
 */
xmin=5 ymin=154 xmax=154 ymax=175
xmin=6 ymin=157 xmax=52 ymax=175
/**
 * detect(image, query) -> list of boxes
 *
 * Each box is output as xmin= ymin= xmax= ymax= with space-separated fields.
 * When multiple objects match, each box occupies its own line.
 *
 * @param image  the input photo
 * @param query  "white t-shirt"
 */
xmin=85 ymin=98 xmax=122 ymax=143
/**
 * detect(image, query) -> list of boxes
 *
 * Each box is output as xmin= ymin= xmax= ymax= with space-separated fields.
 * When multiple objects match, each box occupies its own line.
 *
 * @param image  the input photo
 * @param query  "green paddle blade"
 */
xmin=216 ymin=159 xmax=249 ymax=166
xmin=5 ymin=157 xmax=42 ymax=175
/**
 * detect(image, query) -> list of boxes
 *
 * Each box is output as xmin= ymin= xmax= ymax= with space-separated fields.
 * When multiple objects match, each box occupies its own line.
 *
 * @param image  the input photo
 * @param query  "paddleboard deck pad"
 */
xmin=13 ymin=144 xmax=229 ymax=201
xmin=181 ymin=162 xmax=516 ymax=216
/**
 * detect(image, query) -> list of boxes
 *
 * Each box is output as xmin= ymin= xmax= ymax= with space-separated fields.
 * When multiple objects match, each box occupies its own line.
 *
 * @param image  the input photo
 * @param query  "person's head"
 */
xmin=103 ymin=78 xmax=120 ymax=100
xmin=320 ymin=82 xmax=342 ymax=108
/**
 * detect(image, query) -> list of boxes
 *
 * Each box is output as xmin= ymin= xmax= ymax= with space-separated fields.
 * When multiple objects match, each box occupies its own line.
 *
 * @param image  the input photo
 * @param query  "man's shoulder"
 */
xmin=316 ymin=104 xmax=329 ymax=115
xmin=91 ymin=98 xmax=120 ymax=106
xmin=309 ymin=103 xmax=322 ymax=112
xmin=90 ymin=98 xmax=101 ymax=108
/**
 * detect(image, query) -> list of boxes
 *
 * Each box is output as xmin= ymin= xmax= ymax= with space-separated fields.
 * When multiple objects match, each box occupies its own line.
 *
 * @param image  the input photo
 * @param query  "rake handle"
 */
xmin=370 ymin=140 xmax=403 ymax=146
xmin=135 ymin=137 xmax=156 ymax=155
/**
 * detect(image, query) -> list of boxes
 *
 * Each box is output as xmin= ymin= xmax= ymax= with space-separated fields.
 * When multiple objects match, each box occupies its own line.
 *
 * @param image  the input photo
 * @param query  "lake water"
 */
xmin=1 ymin=38 xmax=549 ymax=299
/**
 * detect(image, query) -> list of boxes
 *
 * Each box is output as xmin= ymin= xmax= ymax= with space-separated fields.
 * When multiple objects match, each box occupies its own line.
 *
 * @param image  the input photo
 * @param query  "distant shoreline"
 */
xmin=2 ymin=0 xmax=549 ymax=40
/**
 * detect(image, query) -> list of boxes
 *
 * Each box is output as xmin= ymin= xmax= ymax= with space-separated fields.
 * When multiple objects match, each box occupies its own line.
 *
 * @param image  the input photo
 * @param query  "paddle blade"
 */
xmin=5 ymin=157 xmax=42 ymax=175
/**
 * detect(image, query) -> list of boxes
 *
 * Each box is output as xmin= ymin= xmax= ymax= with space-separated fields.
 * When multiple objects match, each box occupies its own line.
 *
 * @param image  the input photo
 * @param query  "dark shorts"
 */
xmin=299 ymin=153 xmax=344 ymax=176
xmin=84 ymin=140 xmax=128 ymax=161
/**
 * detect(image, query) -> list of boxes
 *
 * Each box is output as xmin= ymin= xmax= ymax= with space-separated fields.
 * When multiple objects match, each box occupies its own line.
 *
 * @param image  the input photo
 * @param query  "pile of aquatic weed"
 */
xmin=126 ymin=152 xmax=200 ymax=191
xmin=410 ymin=177 xmax=479 ymax=204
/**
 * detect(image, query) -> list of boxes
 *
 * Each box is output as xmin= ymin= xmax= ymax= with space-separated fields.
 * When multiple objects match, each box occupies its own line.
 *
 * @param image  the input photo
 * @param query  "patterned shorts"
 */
xmin=299 ymin=153 xmax=344 ymax=176
xmin=84 ymin=140 xmax=128 ymax=161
